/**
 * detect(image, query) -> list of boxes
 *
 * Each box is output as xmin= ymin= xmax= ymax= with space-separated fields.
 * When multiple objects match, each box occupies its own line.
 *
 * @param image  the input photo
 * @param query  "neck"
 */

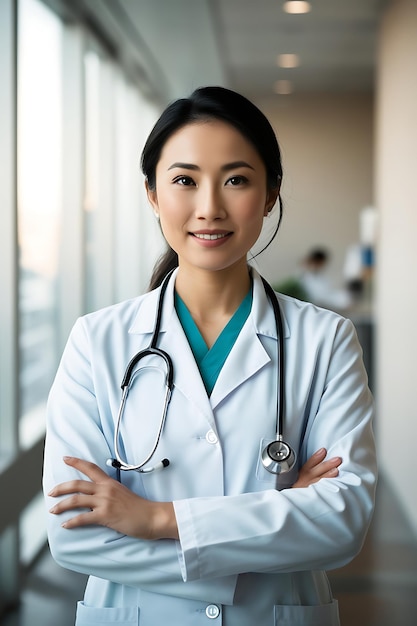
xmin=174 ymin=264 xmax=252 ymax=347
xmin=176 ymin=264 xmax=251 ymax=312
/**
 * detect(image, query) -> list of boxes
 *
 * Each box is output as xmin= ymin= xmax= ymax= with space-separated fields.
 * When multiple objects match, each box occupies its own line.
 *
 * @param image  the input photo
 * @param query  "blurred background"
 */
xmin=0 ymin=0 xmax=416 ymax=624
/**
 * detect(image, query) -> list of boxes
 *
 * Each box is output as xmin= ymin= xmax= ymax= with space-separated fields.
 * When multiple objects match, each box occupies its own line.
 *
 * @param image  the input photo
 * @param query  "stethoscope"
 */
xmin=107 ymin=271 xmax=296 ymax=479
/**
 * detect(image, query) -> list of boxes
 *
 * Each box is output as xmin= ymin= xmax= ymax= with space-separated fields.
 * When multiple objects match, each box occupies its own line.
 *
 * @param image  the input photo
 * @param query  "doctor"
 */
xmin=43 ymin=86 xmax=377 ymax=626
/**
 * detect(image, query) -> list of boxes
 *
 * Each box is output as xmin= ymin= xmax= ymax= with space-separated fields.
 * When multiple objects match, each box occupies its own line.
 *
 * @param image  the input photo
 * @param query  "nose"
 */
xmin=195 ymin=184 xmax=226 ymax=221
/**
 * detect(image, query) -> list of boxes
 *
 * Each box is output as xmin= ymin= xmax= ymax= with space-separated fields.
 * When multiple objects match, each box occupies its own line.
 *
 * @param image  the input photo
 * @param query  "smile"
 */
xmin=193 ymin=233 xmax=229 ymax=240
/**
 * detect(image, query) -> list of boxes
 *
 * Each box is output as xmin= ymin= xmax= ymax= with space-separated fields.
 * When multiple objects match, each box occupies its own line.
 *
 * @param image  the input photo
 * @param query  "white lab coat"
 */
xmin=43 ymin=268 xmax=377 ymax=626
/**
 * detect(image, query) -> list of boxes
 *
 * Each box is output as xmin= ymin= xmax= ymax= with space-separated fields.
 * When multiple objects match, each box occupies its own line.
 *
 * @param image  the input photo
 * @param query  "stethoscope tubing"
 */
xmin=109 ymin=272 xmax=175 ymax=474
xmin=261 ymin=277 xmax=285 ymax=443
xmin=112 ymin=371 xmax=172 ymax=472
xmin=108 ymin=270 xmax=296 ymax=477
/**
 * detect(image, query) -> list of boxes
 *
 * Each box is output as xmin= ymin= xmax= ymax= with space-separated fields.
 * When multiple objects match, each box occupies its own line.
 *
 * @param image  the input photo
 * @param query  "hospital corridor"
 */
xmin=1 ymin=1 xmax=416 ymax=625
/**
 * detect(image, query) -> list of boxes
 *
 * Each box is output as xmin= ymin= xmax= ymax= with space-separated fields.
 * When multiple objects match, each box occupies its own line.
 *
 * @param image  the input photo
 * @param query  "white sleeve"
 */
xmin=173 ymin=318 xmax=377 ymax=581
xmin=43 ymin=318 xmax=237 ymax=605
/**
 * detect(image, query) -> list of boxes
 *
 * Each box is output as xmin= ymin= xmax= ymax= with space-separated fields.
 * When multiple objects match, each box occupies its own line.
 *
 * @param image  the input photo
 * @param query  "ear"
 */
xmin=264 ymin=187 xmax=280 ymax=217
xmin=145 ymin=180 xmax=159 ymax=217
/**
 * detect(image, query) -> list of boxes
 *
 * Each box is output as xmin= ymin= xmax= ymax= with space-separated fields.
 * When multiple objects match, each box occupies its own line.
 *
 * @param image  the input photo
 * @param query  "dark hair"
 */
xmin=141 ymin=86 xmax=284 ymax=289
xmin=305 ymin=248 xmax=329 ymax=265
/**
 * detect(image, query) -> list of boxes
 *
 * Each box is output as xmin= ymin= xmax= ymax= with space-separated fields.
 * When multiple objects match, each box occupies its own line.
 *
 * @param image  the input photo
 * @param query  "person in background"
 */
xmin=299 ymin=248 xmax=352 ymax=311
xmin=43 ymin=86 xmax=376 ymax=626
xmin=276 ymin=247 xmax=353 ymax=312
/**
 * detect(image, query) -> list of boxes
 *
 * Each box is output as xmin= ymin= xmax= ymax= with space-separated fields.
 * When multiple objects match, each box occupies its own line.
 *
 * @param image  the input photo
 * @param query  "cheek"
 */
xmin=237 ymin=192 xmax=267 ymax=224
xmin=156 ymin=190 xmax=183 ymax=222
xmin=157 ymin=194 xmax=190 ymax=244
xmin=237 ymin=195 xmax=268 ymax=247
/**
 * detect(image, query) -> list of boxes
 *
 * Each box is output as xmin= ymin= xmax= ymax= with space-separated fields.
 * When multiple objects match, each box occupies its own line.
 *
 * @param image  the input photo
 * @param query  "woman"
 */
xmin=43 ymin=86 xmax=377 ymax=626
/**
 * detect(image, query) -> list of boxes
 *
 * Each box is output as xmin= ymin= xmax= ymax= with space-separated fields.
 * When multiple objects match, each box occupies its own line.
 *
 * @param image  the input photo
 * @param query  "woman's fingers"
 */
xmin=60 ymin=511 xmax=97 ymax=530
xmin=48 ymin=479 xmax=96 ymax=498
xmin=48 ymin=458 xmax=155 ymax=537
xmin=292 ymin=450 xmax=342 ymax=488
xmin=322 ymin=466 xmax=339 ymax=478
xmin=307 ymin=456 xmax=342 ymax=479
xmin=302 ymin=447 xmax=327 ymax=469
xmin=63 ymin=456 xmax=109 ymax=481
xmin=48 ymin=457 xmax=116 ymax=527
xmin=48 ymin=457 xmax=111 ymax=498
xmin=49 ymin=493 xmax=95 ymax=515
xmin=317 ymin=457 xmax=342 ymax=474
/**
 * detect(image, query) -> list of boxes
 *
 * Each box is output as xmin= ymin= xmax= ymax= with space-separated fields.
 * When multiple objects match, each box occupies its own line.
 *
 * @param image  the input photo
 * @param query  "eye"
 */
xmin=226 ymin=175 xmax=248 ymax=186
xmin=173 ymin=175 xmax=195 ymax=186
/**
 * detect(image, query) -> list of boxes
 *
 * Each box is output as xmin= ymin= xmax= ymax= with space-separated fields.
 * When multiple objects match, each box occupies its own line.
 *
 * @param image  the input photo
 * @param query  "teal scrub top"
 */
xmin=174 ymin=288 xmax=253 ymax=396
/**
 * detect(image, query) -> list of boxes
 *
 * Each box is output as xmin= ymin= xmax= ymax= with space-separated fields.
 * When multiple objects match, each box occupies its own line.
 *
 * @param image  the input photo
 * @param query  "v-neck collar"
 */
xmin=128 ymin=268 xmax=290 ymax=414
xmin=174 ymin=288 xmax=253 ymax=395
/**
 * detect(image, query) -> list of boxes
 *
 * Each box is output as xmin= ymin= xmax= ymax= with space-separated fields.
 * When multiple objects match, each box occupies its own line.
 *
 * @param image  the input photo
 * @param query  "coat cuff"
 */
xmin=174 ymin=499 xmax=238 ymax=605
xmin=174 ymin=498 xmax=201 ymax=581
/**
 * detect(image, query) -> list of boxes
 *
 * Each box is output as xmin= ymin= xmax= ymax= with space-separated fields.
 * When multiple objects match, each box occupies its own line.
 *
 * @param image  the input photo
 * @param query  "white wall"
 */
xmin=252 ymin=93 xmax=374 ymax=288
xmin=375 ymin=0 xmax=417 ymax=535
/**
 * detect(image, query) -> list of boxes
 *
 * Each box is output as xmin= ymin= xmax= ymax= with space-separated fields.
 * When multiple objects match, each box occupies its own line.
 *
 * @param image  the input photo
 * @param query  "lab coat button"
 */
xmin=206 ymin=430 xmax=218 ymax=445
xmin=205 ymin=604 xmax=220 ymax=619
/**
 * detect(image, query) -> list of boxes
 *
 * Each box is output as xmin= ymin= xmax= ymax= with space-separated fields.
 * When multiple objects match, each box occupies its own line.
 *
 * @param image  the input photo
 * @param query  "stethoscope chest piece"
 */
xmin=261 ymin=439 xmax=296 ymax=474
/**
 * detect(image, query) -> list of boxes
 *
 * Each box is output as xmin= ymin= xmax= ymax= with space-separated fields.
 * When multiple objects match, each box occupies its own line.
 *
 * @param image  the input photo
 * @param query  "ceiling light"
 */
xmin=283 ymin=1 xmax=311 ymax=14
xmin=273 ymin=80 xmax=293 ymax=95
xmin=277 ymin=53 xmax=300 ymax=68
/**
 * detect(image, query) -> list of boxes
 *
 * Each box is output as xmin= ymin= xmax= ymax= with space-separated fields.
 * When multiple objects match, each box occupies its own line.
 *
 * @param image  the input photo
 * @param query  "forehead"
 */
xmin=157 ymin=120 xmax=263 ymax=165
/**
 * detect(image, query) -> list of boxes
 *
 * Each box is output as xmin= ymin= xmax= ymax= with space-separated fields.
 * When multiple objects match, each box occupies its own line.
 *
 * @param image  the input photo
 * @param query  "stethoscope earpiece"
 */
xmin=106 ymin=458 xmax=121 ymax=469
xmin=106 ymin=457 xmax=170 ymax=474
xmin=261 ymin=439 xmax=296 ymax=474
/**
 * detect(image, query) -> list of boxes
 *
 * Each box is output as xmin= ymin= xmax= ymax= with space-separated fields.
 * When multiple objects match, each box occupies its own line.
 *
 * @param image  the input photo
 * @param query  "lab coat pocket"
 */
xmin=256 ymin=437 xmax=298 ymax=490
xmin=274 ymin=599 xmax=340 ymax=625
xmin=75 ymin=601 xmax=139 ymax=625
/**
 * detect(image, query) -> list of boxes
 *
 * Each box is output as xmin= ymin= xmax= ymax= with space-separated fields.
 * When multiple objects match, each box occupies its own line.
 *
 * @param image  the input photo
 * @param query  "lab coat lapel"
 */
xmin=128 ymin=269 xmax=289 ymax=421
xmin=209 ymin=320 xmax=271 ymax=409
xmin=160 ymin=314 xmax=215 ymax=424
xmin=210 ymin=269 xmax=288 ymax=409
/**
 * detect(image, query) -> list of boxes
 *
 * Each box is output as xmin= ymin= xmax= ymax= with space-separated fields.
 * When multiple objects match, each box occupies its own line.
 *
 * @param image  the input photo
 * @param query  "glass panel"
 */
xmin=17 ymin=0 xmax=63 ymax=448
xmin=84 ymin=49 xmax=116 ymax=312
xmin=0 ymin=525 xmax=19 ymax=609
xmin=84 ymin=50 xmax=101 ymax=313
xmin=0 ymin=0 xmax=18 ymax=470
xmin=113 ymin=75 xmax=161 ymax=299
xmin=19 ymin=492 xmax=47 ymax=566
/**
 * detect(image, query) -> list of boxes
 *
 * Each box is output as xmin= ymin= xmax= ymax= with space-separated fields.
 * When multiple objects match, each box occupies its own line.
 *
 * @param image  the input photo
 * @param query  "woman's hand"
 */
xmin=48 ymin=457 xmax=179 ymax=540
xmin=292 ymin=448 xmax=342 ymax=488
xmin=49 ymin=452 xmax=340 ymax=535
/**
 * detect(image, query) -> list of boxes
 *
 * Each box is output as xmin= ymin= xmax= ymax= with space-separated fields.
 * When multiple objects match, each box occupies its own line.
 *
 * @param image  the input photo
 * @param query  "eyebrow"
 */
xmin=167 ymin=160 xmax=255 ymax=172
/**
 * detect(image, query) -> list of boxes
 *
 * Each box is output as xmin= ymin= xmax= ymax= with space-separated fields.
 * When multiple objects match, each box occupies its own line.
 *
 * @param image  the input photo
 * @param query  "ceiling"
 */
xmin=66 ymin=0 xmax=387 ymax=103
xmin=212 ymin=0 xmax=386 ymax=97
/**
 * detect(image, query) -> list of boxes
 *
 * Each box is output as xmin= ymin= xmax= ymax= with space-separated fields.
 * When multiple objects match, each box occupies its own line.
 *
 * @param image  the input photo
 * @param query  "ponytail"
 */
xmin=148 ymin=246 xmax=178 ymax=291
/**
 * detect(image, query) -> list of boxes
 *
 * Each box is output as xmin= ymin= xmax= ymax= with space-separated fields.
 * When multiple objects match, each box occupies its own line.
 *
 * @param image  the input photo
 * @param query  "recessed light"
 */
xmin=283 ymin=1 xmax=311 ymax=14
xmin=273 ymin=80 xmax=293 ymax=95
xmin=277 ymin=53 xmax=300 ymax=68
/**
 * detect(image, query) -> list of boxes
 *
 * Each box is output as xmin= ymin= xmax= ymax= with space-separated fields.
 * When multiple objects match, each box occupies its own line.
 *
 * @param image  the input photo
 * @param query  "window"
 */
xmin=16 ymin=0 xmax=63 ymax=566
xmin=84 ymin=49 xmax=115 ymax=312
xmin=113 ymin=72 xmax=162 ymax=300
xmin=0 ymin=0 xmax=165 ymax=604
xmin=17 ymin=0 xmax=63 ymax=449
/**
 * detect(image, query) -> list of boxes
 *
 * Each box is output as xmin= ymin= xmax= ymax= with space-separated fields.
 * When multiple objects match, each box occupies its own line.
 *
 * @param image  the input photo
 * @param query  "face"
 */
xmin=146 ymin=120 xmax=278 ymax=276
